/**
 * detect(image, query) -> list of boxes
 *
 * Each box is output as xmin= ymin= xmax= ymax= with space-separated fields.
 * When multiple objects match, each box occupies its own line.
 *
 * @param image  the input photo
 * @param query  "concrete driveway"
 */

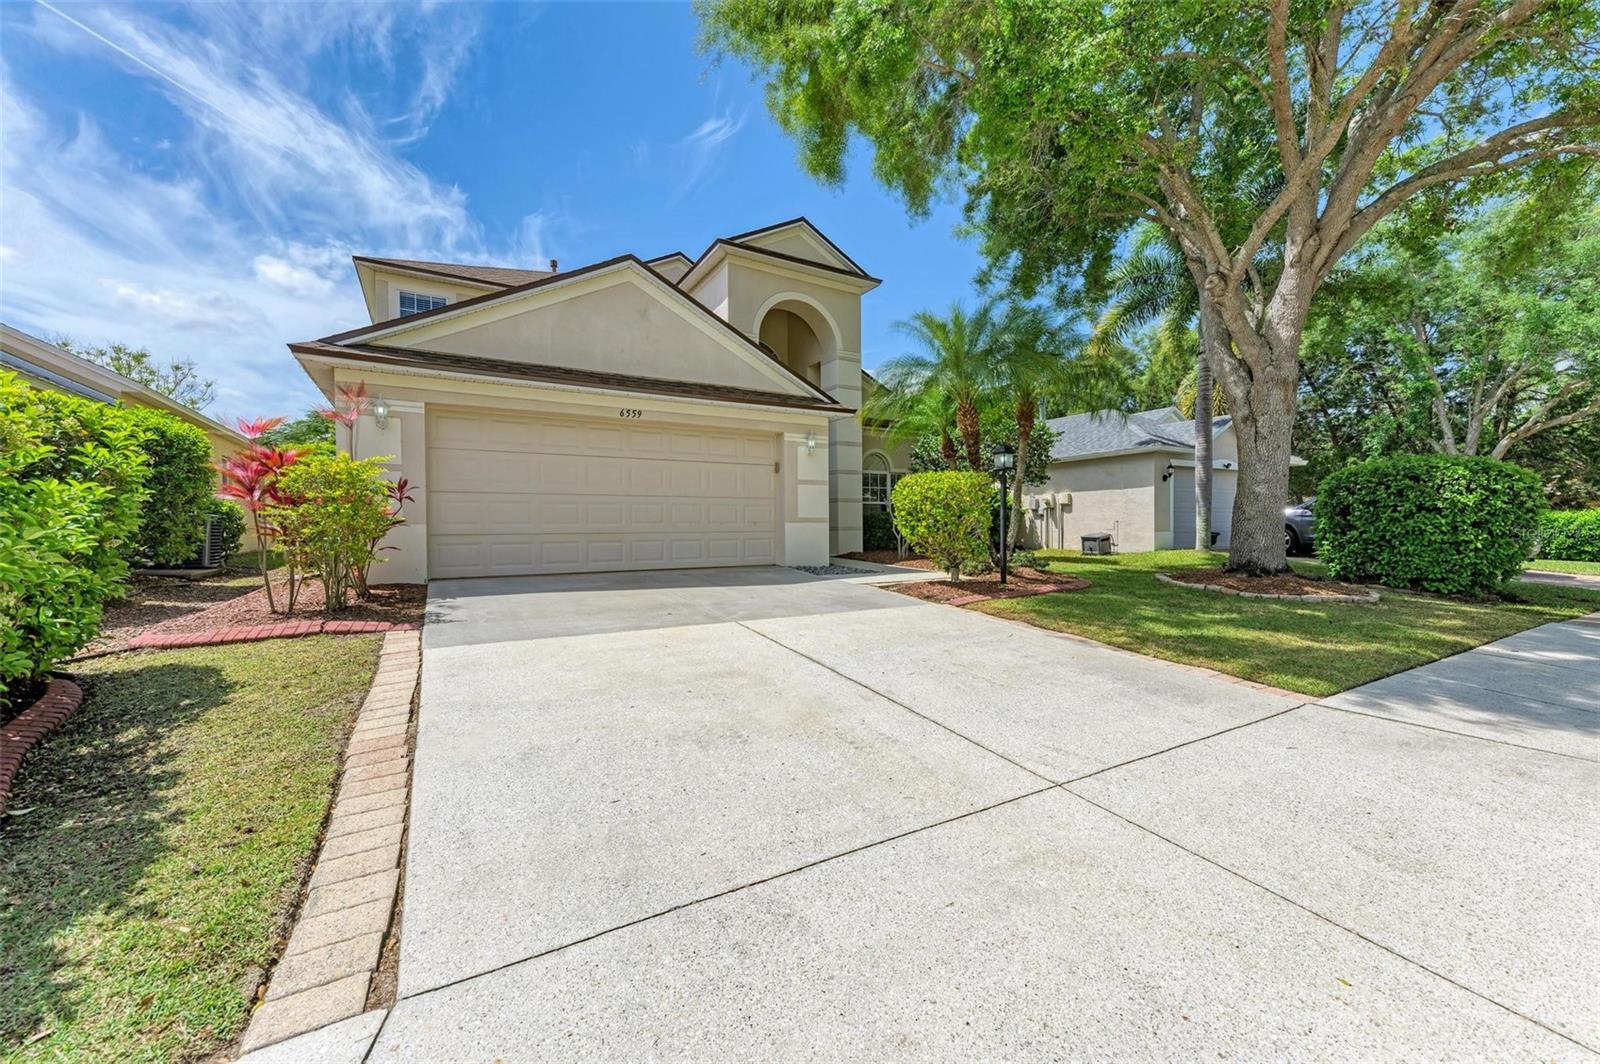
xmin=371 ymin=567 xmax=1598 ymax=1060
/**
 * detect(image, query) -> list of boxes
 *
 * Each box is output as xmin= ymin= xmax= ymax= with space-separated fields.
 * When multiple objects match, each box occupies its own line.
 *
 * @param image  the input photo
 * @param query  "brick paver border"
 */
xmin=130 ymin=620 xmax=418 ymax=651
xmin=0 ymin=677 xmax=85 ymax=814
xmin=236 ymin=629 xmax=421 ymax=1055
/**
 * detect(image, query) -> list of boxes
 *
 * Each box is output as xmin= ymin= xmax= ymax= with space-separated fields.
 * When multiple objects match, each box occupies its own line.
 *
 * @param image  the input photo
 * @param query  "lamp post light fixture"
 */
xmin=991 ymin=442 xmax=1017 ymax=585
xmin=371 ymin=395 xmax=391 ymax=430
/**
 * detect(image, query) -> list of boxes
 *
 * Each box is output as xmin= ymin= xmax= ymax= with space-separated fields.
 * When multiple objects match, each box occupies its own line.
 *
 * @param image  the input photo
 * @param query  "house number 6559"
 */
xmin=618 ymin=408 xmax=643 ymax=419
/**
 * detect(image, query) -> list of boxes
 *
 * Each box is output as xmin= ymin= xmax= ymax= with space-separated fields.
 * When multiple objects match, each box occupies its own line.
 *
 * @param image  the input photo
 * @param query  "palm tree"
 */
xmin=863 ymin=299 xmax=1005 ymax=472
xmin=1088 ymin=226 xmax=1218 ymax=551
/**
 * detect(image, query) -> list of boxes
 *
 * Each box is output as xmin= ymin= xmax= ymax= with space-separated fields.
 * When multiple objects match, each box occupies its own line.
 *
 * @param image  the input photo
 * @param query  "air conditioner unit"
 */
xmin=1056 ymin=492 xmax=1072 ymax=508
xmin=1026 ymin=495 xmax=1042 ymax=513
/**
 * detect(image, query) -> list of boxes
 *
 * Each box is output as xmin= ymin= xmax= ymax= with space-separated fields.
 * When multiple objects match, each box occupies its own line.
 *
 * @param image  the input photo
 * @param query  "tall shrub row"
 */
xmin=1 ymin=373 xmax=150 ymax=703
xmin=1315 ymin=455 xmax=1545 ymax=596
xmin=1535 ymin=509 xmax=1600 ymax=562
xmin=123 ymin=406 xmax=215 ymax=566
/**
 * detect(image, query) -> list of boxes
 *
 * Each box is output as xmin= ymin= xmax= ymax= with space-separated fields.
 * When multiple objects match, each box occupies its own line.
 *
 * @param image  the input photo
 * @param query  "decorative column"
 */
xmin=821 ymin=352 xmax=863 ymax=556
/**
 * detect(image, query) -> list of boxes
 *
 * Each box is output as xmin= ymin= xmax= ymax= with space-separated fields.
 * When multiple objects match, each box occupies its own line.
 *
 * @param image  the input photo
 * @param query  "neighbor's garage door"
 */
xmin=426 ymin=409 xmax=778 ymax=578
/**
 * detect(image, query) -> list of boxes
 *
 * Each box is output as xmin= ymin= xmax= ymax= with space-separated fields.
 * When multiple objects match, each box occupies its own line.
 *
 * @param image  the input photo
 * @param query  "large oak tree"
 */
xmin=701 ymin=0 xmax=1600 ymax=572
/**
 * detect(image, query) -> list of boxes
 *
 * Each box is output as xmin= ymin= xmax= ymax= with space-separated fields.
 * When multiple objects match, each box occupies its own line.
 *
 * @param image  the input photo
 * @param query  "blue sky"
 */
xmin=0 ymin=1 xmax=985 ymax=422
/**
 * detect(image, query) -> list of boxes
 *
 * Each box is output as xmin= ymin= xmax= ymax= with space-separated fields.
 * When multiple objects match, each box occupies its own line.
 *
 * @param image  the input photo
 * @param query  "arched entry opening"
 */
xmin=755 ymin=295 xmax=839 ymax=392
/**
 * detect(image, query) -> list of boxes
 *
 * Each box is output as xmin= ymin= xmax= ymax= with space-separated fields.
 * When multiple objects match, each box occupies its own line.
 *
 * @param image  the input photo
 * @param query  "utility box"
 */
xmin=1081 ymin=533 xmax=1114 ymax=555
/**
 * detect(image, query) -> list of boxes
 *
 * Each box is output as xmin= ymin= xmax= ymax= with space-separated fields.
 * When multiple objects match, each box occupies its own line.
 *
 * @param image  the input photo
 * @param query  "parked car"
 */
xmin=1284 ymin=497 xmax=1315 ymax=555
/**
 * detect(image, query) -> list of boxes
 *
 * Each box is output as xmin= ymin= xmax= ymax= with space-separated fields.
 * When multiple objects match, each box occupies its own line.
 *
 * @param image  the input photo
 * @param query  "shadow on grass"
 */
xmin=0 ymin=661 xmax=233 ymax=1049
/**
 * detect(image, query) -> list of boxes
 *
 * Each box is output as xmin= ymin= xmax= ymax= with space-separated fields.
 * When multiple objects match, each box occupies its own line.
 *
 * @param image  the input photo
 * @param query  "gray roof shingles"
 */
xmin=1045 ymin=407 xmax=1231 ymax=462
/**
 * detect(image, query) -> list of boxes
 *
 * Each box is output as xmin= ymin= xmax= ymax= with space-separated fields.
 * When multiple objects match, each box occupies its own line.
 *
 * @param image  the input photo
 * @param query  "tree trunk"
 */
xmin=1010 ymin=395 xmax=1033 ymax=547
xmin=1224 ymin=366 xmax=1296 ymax=574
xmin=955 ymin=397 xmax=983 ymax=471
xmin=1193 ymin=309 xmax=1216 ymax=552
xmin=940 ymin=427 xmax=959 ymax=470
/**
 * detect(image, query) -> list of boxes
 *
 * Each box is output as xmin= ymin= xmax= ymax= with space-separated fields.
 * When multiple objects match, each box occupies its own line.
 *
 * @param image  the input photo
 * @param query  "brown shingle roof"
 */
xmin=289 ymin=340 xmax=850 ymax=414
xmin=354 ymin=256 xmax=553 ymax=288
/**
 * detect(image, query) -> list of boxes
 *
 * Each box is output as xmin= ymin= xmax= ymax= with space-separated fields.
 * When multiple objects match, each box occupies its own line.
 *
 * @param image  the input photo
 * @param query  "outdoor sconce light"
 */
xmin=1162 ymin=460 xmax=1175 ymax=482
xmin=371 ymin=396 xmax=391 ymax=429
xmin=991 ymin=443 xmax=1017 ymax=585
xmin=805 ymin=432 xmax=817 ymax=453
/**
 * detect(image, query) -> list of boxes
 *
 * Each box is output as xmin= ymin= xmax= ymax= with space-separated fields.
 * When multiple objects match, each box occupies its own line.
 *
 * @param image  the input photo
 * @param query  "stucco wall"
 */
xmin=1023 ymin=454 xmax=1160 ymax=553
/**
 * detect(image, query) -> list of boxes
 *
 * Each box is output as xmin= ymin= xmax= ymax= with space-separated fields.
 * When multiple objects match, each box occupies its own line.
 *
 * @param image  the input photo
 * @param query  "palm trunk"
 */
xmin=1010 ymin=396 xmax=1034 ymax=548
xmin=955 ymin=397 xmax=982 ymax=471
xmin=1194 ymin=310 xmax=1216 ymax=551
xmin=939 ymin=427 xmax=959 ymax=470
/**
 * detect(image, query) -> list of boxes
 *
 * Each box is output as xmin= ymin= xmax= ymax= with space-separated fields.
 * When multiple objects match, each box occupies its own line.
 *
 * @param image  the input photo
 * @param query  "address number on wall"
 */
xmin=618 ymin=408 xmax=644 ymax=419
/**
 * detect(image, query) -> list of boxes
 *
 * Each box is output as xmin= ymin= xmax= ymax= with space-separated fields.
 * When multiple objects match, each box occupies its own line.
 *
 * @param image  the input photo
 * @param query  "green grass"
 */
xmin=1 ymin=635 xmax=382 ymax=1062
xmin=1523 ymin=558 xmax=1600 ymax=576
xmin=980 ymin=550 xmax=1600 ymax=697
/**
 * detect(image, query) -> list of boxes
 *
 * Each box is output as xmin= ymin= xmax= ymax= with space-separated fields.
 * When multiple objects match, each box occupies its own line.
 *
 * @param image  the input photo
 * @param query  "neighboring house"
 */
xmin=290 ymin=219 xmax=909 ymax=582
xmin=0 ymin=323 xmax=246 ymax=461
xmin=1023 ymin=406 xmax=1300 ymax=552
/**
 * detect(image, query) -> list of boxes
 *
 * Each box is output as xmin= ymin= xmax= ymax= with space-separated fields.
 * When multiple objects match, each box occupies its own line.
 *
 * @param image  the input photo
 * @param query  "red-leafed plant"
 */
xmin=318 ymin=382 xmax=372 ymax=454
xmin=215 ymin=416 xmax=303 ymax=613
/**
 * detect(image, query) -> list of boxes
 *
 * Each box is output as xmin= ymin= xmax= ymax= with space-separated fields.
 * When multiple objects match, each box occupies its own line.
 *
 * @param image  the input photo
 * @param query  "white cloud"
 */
xmin=674 ymin=107 xmax=747 ymax=200
xmin=0 ymin=3 xmax=556 ymax=424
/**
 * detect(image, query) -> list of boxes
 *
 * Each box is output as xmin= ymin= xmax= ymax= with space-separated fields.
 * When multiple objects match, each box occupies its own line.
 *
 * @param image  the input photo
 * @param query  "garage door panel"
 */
xmin=428 ymin=410 xmax=780 ymax=578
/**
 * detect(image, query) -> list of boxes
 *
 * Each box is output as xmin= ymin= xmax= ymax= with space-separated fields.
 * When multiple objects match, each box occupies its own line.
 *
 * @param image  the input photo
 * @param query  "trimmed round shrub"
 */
xmin=207 ymin=497 xmax=247 ymax=561
xmin=123 ymin=406 xmax=214 ymax=566
xmin=863 ymin=509 xmax=897 ymax=551
xmin=1 ymin=373 xmax=149 ymax=704
xmin=1535 ymin=509 xmax=1600 ymax=562
xmin=1315 ymin=455 xmax=1545 ymax=596
xmin=891 ymin=471 xmax=993 ymax=580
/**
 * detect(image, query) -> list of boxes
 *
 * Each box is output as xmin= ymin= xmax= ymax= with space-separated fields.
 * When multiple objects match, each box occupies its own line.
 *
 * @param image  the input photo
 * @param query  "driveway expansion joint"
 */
xmin=236 ymin=629 xmax=420 ymax=1058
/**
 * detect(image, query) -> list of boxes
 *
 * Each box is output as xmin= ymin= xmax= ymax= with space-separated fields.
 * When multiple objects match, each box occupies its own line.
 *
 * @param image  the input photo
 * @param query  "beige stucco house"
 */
xmin=1023 ymin=407 xmax=1258 ymax=553
xmin=0 ymin=323 xmax=246 ymax=461
xmin=291 ymin=219 xmax=907 ymax=583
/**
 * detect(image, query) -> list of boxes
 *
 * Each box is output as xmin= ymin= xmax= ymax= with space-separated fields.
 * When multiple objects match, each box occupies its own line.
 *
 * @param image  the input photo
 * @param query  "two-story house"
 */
xmin=289 ymin=219 xmax=907 ymax=583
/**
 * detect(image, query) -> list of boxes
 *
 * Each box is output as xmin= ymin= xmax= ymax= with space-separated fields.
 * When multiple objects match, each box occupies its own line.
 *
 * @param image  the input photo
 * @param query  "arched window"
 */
xmin=863 ymin=452 xmax=892 ymax=509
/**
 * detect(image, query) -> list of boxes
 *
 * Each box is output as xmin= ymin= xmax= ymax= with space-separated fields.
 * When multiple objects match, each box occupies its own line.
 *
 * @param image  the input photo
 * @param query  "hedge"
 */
xmin=1535 ymin=509 xmax=1600 ymax=562
xmin=1315 ymin=455 xmax=1544 ymax=596
xmin=891 ymin=471 xmax=993 ymax=580
xmin=863 ymin=509 xmax=897 ymax=551
xmin=124 ymin=406 xmax=214 ymax=566
xmin=1 ymin=374 xmax=149 ymax=703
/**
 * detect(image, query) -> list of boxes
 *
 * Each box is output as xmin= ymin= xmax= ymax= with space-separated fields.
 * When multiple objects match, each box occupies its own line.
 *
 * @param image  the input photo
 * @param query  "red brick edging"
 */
xmin=1 ymin=677 xmax=84 ymax=814
xmin=129 ymin=620 xmax=418 ymax=651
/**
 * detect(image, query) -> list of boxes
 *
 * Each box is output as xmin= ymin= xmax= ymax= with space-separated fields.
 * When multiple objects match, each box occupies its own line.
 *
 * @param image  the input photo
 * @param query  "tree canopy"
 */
xmin=54 ymin=338 xmax=216 ymax=412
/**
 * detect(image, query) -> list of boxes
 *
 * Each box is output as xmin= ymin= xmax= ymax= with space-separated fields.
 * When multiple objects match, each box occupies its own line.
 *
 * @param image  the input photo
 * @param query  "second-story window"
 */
xmin=398 ymin=291 xmax=448 ymax=316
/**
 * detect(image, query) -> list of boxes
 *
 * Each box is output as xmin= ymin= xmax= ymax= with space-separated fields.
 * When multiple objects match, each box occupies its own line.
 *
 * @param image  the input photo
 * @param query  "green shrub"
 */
xmin=207 ymin=497 xmax=247 ymax=560
xmin=891 ymin=471 xmax=993 ymax=580
xmin=1 ymin=374 xmax=149 ymax=702
xmin=1535 ymin=509 xmax=1600 ymax=562
xmin=265 ymin=453 xmax=396 ymax=613
xmin=1315 ymin=455 xmax=1545 ymax=596
xmin=122 ymin=406 xmax=214 ymax=566
xmin=863 ymin=509 xmax=897 ymax=551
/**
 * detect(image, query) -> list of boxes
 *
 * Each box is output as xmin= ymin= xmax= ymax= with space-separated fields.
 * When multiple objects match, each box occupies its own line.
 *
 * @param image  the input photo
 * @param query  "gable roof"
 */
xmin=297 ymin=254 xmax=838 ymax=404
xmin=289 ymin=340 xmax=847 ymax=414
xmin=353 ymin=256 xmax=554 ymax=289
xmin=726 ymin=217 xmax=872 ymax=277
xmin=1046 ymin=408 xmax=1232 ymax=462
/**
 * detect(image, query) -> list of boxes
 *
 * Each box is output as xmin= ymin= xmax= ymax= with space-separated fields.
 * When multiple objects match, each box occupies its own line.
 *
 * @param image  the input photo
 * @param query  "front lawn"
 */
xmin=0 ymin=635 xmax=382 ymax=1061
xmin=980 ymin=550 xmax=1600 ymax=697
xmin=1524 ymin=558 xmax=1600 ymax=576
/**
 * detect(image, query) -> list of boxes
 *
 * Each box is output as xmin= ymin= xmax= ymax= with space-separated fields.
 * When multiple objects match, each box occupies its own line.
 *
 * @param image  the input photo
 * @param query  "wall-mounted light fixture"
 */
xmin=371 ymin=395 xmax=391 ymax=430
xmin=805 ymin=432 xmax=817 ymax=453
xmin=1162 ymin=460 xmax=1175 ymax=482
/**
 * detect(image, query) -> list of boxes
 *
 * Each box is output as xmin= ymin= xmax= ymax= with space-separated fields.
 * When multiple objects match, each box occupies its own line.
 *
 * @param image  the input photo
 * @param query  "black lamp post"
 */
xmin=991 ymin=442 xmax=1017 ymax=585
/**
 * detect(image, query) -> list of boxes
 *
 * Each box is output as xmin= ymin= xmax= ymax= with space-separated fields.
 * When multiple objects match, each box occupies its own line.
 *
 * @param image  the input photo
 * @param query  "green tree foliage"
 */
xmin=122 ymin=407 xmax=214 ymax=566
xmin=909 ymin=406 xmax=1056 ymax=488
xmin=702 ymin=0 xmax=1600 ymax=574
xmin=265 ymin=453 xmax=397 ymax=613
xmin=1536 ymin=510 xmax=1600 ymax=562
xmin=0 ymin=374 xmax=149 ymax=701
xmin=890 ymin=471 xmax=994 ymax=580
xmin=258 ymin=410 xmax=336 ymax=451
xmin=1315 ymin=455 xmax=1545 ymax=595
xmin=52 ymin=338 xmax=216 ymax=412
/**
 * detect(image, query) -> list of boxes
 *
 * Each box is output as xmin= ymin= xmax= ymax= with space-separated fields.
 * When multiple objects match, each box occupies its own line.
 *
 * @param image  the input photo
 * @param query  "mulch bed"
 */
xmin=81 ymin=572 xmax=427 ymax=656
xmin=882 ymin=567 xmax=1090 ymax=606
xmin=79 ymin=574 xmax=262 ymax=656
xmin=1159 ymin=567 xmax=1376 ymax=601
xmin=837 ymin=550 xmax=939 ymax=570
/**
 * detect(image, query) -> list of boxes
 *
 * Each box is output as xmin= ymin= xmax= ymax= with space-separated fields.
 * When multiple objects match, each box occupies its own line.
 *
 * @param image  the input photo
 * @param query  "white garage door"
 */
xmin=427 ymin=409 xmax=778 ymax=578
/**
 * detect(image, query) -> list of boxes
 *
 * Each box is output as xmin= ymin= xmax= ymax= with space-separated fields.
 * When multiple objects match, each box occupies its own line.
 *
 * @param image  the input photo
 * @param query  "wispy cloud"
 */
xmin=674 ymin=107 xmax=747 ymax=200
xmin=0 ymin=2 xmax=514 ymax=421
